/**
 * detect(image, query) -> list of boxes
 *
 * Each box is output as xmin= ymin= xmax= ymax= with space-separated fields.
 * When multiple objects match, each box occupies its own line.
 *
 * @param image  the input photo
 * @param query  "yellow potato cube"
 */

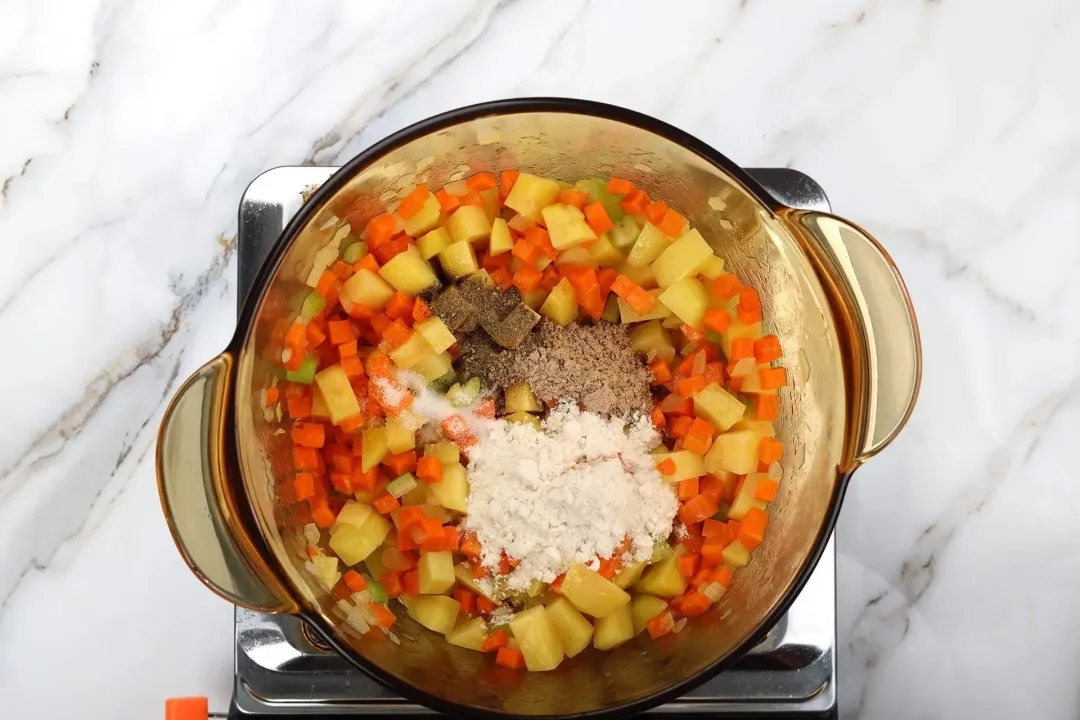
xmin=586 ymin=232 xmax=626 ymax=268
xmin=417 ymin=227 xmax=451 ymax=260
xmin=542 ymin=203 xmax=597 ymax=250
xmin=634 ymin=555 xmax=688 ymax=598
xmin=417 ymin=551 xmax=455 ymax=594
xmin=328 ymin=503 xmax=391 ymax=566
xmin=698 ymin=255 xmax=726 ymax=279
xmin=510 ymin=606 xmax=564 ymax=672
xmin=626 ymin=222 xmax=672 ymax=267
xmin=446 ymin=205 xmax=492 ymax=245
xmin=723 ymin=540 xmax=751 ymax=568
xmin=521 ymin=288 xmax=549 ymax=310
xmin=429 ymin=462 xmax=468 ymax=513
xmin=506 ymin=411 xmax=542 ymax=430
xmin=540 ymin=278 xmax=578 ymax=325
xmin=721 ymin=317 xmax=764 ymax=359
xmin=342 ymin=268 xmax=395 ymax=309
xmin=438 ymin=240 xmax=479 ymax=279
xmin=612 ymin=561 xmax=646 ymax=590
xmin=407 ymin=595 xmax=460 ymax=634
xmin=651 ymin=450 xmax=705 ymax=483
xmin=651 ymin=229 xmax=714 ymax=288
xmin=313 ymin=364 xmax=361 ymax=424
xmin=694 ymin=383 xmax=746 ymax=431
xmin=389 ymin=332 xmax=435 ymax=370
xmin=505 ymin=173 xmax=561 ymax=216
xmin=561 ymin=563 xmax=630 ymax=618
xmin=592 ymin=604 xmax=634 ymax=650
xmin=628 ymin=320 xmax=673 ymax=357
xmin=385 ymin=415 xmax=417 ymax=454
xmin=489 ymin=217 xmax=514 ymax=256
xmin=446 ymin=616 xmax=488 ymax=651
xmin=415 ymin=317 xmax=456 ymax=354
xmin=631 ymin=594 xmax=670 ymax=636
xmin=658 ymin=277 xmax=709 ymax=328
xmin=310 ymin=385 xmax=331 ymax=421
xmin=424 ymin=441 xmax=459 ymax=466
xmin=400 ymin=193 xmax=441 ymax=237
xmin=545 ymin=597 xmax=594 ymax=658
xmin=703 ymin=429 xmax=761 ymax=475
xmin=504 ymin=382 xmax=542 ymax=413
xmin=616 ymin=261 xmax=657 ymax=289
xmin=378 ymin=245 xmax=439 ymax=296
xmin=412 ymin=350 xmax=452 ymax=381
xmin=360 ymin=427 xmax=389 ymax=472
xmin=454 ymin=563 xmax=495 ymax=600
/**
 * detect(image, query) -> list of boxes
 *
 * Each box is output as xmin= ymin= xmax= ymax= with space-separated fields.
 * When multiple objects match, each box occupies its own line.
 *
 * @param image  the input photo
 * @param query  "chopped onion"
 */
xmin=659 ymin=393 xmax=687 ymax=413
xmin=335 ymin=599 xmax=354 ymax=616
xmin=351 ymin=590 xmax=372 ymax=606
xmin=387 ymin=630 xmax=400 ymax=645
xmin=345 ymin=608 xmax=371 ymax=634
xmin=729 ymin=357 xmax=756 ymax=378
xmin=381 ymin=544 xmax=414 ymax=572
xmin=386 ymin=473 xmax=418 ymax=499
xmin=303 ymin=523 xmax=321 ymax=545
xmin=767 ymin=461 xmax=783 ymax=483
xmin=673 ymin=618 xmax=688 ymax=634
xmin=702 ymin=582 xmax=726 ymax=602
xmin=691 ymin=350 xmax=707 ymax=377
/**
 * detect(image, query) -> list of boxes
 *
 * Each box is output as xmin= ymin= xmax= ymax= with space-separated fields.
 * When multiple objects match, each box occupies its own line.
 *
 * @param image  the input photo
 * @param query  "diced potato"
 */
xmin=407 ymin=595 xmax=460 ymax=635
xmin=608 ymin=215 xmax=642 ymax=250
xmin=342 ymin=268 xmax=395 ymax=309
xmin=586 ymin=233 xmax=625 ymax=267
xmin=313 ymin=364 xmax=361 ymax=424
xmin=628 ymin=320 xmax=673 ymax=357
xmin=446 ymin=616 xmax=488 ymax=651
xmin=651 ymin=229 xmax=714 ymax=288
xmin=489 ymin=218 xmax=514 ymax=256
xmin=658 ymin=277 xmax=709 ymax=328
xmin=634 ymin=555 xmax=688 ymax=598
xmin=612 ymin=561 xmax=646 ymax=590
xmin=439 ymin=240 xmax=479 ymax=279
xmin=631 ymin=595 xmax=670 ymax=636
xmin=400 ymin=193 xmax=441 ymax=237
xmin=505 ymin=173 xmax=561 ymax=217
xmin=602 ymin=294 xmax=621 ymax=323
xmin=414 ymin=317 xmax=456 ymax=354
xmin=651 ymin=450 xmax=705 ymax=483
xmin=592 ymin=604 xmax=634 ymax=650
xmin=504 ymin=382 xmax=542 ymax=413
xmin=454 ymin=563 xmax=494 ymax=599
xmin=616 ymin=261 xmax=657 ymax=289
xmin=704 ymin=430 xmax=762 ymax=475
xmin=389 ymin=332 xmax=435 ymax=370
xmin=617 ymin=289 xmax=672 ymax=323
xmin=310 ymin=386 xmax=331 ymax=421
xmin=361 ymin=427 xmax=389 ymax=472
xmin=385 ymin=415 xmax=417 ymax=454
xmin=698 ymin=255 xmax=726 ymax=279
xmin=545 ymin=597 xmax=594 ymax=658
xmin=730 ymin=419 xmax=776 ymax=436
xmin=727 ymin=473 xmax=770 ymax=519
xmin=540 ymin=278 xmax=578 ymax=325
xmin=424 ymin=441 xmax=460 ymax=466
xmin=721 ymin=317 xmax=764 ymax=359
xmin=694 ymin=383 xmax=746 ymax=431
xmin=328 ymin=502 xmax=391 ymax=566
xmin=429 ymin=462 xmax=468 ymax=513
xmin=723 ymin=540 xmax=751 ymax=568
xmin=561 ymin=563 xmax=631 ymax=618
xmin=542 ymin=203 xmax=597 ymax=250
xmin=417 ymin=227 xmax=452 ymax=260
xmin=446 ymin=205 xmax=492 ymax=245
xmin=400 ymin=483 xmax=430 ymax=507
xmin=510 ymin=606 xmax=564 ymax=672
xmin=412 ymin=350 xmax=452 ymax=381
xmin=480 ymin=187 xmax=500 ymax=222
xmin=520 ymin=288 xmax=549 ymax=310
xmin=379 ymin=245 xmax=440 ymax=295
xmin=335 ymin=500 xmax=377 ymax=529
xmin=626 ymin=222 xmax=672 ymax=267
xmin=553 ymin=246 xmax=591 ymax=266
xmin=506 ymin=411 xmax=542 ymax=430
xmin=418 ymin=551 xmax=455 ymax=594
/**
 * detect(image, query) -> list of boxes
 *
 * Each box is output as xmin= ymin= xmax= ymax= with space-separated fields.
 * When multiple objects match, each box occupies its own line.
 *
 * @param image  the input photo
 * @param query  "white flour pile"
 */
xmin=464 ymin=403 xmax=677 ymax=593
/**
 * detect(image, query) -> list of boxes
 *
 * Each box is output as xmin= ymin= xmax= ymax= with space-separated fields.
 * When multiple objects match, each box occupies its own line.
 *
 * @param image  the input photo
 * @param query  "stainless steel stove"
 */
xmin=229 ymin=166 xmax=837 ymax=719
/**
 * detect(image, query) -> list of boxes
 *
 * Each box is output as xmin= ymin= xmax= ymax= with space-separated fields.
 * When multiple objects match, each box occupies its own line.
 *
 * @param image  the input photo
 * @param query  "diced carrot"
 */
xmin=690 ymin=567 xmax=712 ymax=587
xmin=610 ymin=274 xmax=637 ymax=299
xmin=510 ymin=236 xmax=541 ymax=264
xmin=650 ymin=406 xmax=667 ymax=429
xmin=739 ymin=506 xmax=768 ymax=551
xmin=711 ymin=273 xmax=742 ymax=299
xmin=679 ymin=494 xmax=719 ymax=525
xmin=355 ymin=253 xmax=380 ymax=273
xmin=498 ymin=170 xmax=519 ymax=201
xmin=342 ymin=570 xmax=367 ymax=593
xmin=461 ymin=190 xmax=484 ymax=207
xmin=703 ymin=362 xmax=725 ymax=385
xmin=729 ymin=338 xmax=754 ymax=362
xmin=596 ymin=267 xmax=618 ymax=297
xmin=401 ymin=569 xmax=420 ymax=597
xmin=453 ymin=586 xmax=477 ymax=614
xmin=753 ymin=334 xmax=783 ymax=362
xmin=597 ymin=556 xmax=621 ymax=579
xmin=340 ymin=354 xmax=365 ymax=379
xmin=384 ymin=450 xmax=418 ymax=477
xmin=481 ymin=249 xmax=513 ymax=273
xmin=412 ymin=297 xmax=432 ymax=324
xmin=649 ymin=359 xmax=673 ymax=384
xmin=702 ymin=518 xmax=726 ymax=539
xmin=366 ymin=213 xmax=397 ymax=248
xmin=373 ymin=237 xmax=409 ymax=265
xmin=327 ymin=319 xmax=354 ymax=345
xmin=435 ymin=189 xmax=461 ymax=213
xmin=738 ymin=304 xmax=763 ymax=324
xmin=676 ymin=375 xmax=707 ymax=397
xmin=416 ymin=456 xmax=444 ymax=484
xmin=336 ymin=339 xmax=358 ymax=359
xmin=626 ymin=287 xmax=656 ymax=316
xmin=759 ymin=367 xmax=787 ymax=390
xmin=711 ymin=566 xmax=734 ymax=587
xmin=669 ymin=415 xmax=693 ymax=439
xmin=556 ymin=189 xmax=588 ymax=209
xmin=679 ymin=590 xmax=712 ymax=617
xmin=541 ymin=265 xmax=561 ymax=291
xmin=291 ymin=422 xmax=326 ymax=449
xmin=549 ymin=574 xmax=565 ymax=594
xmin=369 ymin=602 xmax=396 ymax=629
xmin=677 ymin=554 xmax=699 ymax=578
xmin=315 ymin=271 xmax=340 ymax=297
xmin=645 ymin=200 xmax=668 ymax=225
xmin=738 ymin=286 xmax=761 ymax=311
xmin=331 ymin=259 xmax=354 ymax=281
xmin=496 ymin=646 xmax=525 ymax=670
xmin=525 ymin=226 xmax=557 ymax=260
xmin=306 ymin=322 xmax=327 ymax=348
xmin=701 ymin=537 xmax=726 ymax=566
xmin=293 ymin=444 xmax=321 ymax=471
xmin=699 ymin=474 xmax=726 ymax=504
xmin=264 ymin=387 xmax=280 ymax=406
xmin=460 ymin=532 xmax=482 ymax=560
xmin=397 ymin=184 xmax=430 ymax=219
xmin=755 ymin=395 xmax=780 ymax=421
xmin=646 ymin=610 xmax=675 ymax=639
xmin=443 ymin=525 xmax=459 ymax=551
xmin=678 ymin=477 xmax=699 ymax=500
xmin=309 ymin=495 xmax=337 ymax=528
xmin=293 ymin=472 xmax=316 ymax=501
xmin=286 ymin=393 xmax=311 ymax=419
xmin=385 ymin=291 xmax=414 ymax=322
xmin=474 ymin=397 xmax=497 ymax=418
xmin=755 ymin=477 xmax=780 ymax=502
xmin=487 ymin=267 xmax=512 ymax=292
xmin=476 ymin=595 xmax=497 ymax=614
xmin=680 ymin=324 xmax=705 ymax=342
xmin=606 ymin=177 xmax=635 ymax=195
xmin=658 ymin=208 xmax=686 ymax=237
xmin=703 ymin=308 xmax=732 ymax=334
xmin=373 ymin=492 xmax=399 ymax=514
xmin=330 ymin=471 xmax=354 ymax=494
xmin=656 ymin=458 xmax=677 ymax=476
xmin=664 ymin=394 xmax=695 ymax=416
xmin=481 ymin=629 xmax=508 ymax=652
xmin=758 ymin=437 xmax=784 ymax=465
xmin=620 ymin=189 xmax=650 ymax=214
xmin=398 ymin=529 xmax=419 ymax=552
xmin=584 ymin=201 xmax=615 ymax=235
xmin=382 ymin=320 xmax=413 ymax=349
xmin=512 ymin=264 xmax=543 ymax=294
xmin=466 ymin=172 xmax=497 ymax=191
xmin=686 ymin=416 xmax=715 ymax=443
xmin=285 ymin=323 xmax=307 ymax=353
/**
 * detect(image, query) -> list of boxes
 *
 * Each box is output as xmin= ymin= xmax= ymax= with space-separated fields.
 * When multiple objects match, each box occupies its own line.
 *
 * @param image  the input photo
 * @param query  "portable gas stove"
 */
xmin=228 ymin=166 xmax=837 ymax=719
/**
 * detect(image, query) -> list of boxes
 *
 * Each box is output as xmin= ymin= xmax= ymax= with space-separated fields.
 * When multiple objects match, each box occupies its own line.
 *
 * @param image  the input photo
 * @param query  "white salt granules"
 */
xmin=464 ymin=403 xmax=677 ymax=592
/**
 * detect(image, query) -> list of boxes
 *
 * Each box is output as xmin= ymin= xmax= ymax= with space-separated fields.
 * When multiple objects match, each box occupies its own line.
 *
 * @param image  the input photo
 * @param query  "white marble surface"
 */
xmin=2 ymin=0 xmax=1078 ymax=717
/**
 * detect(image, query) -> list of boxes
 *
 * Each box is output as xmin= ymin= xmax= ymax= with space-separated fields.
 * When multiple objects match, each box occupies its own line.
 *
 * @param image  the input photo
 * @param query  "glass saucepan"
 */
xmin=157 ymin=98 xmax=920 ymax=717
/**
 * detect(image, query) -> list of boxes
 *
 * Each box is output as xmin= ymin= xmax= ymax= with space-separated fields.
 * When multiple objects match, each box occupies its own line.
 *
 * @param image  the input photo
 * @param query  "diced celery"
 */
xmin=342 ymin=241 xmax=367 ymax=264
xmin=367 ymin=579 xmax=388 ymax=604
xmin=446 ymin=377 xmax=481 ymax=407
xmin=300 ymin=291 xmax=326 ymax=319
xmin=285 ymin=356 xmax=318 ymax=384
xmin=574 ymin=178 xmax=625 ymax=222
xmin=387 ymin=473 xmax=419 ymax=498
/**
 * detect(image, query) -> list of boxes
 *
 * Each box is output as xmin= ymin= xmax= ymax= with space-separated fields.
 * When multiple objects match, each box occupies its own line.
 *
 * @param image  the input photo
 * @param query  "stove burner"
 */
xmin=230 ymin=166 xmax=837 ymax=718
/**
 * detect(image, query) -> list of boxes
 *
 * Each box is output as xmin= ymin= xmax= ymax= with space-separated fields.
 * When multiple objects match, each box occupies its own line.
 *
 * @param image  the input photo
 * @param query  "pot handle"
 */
xmin=778 ymin=210 xmax=922 ymax=466
xmin=156 ymin=353 xmax=297 ymax=613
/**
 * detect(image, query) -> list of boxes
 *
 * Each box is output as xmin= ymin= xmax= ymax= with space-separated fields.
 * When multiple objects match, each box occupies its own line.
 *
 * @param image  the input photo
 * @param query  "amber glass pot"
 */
xmin=157 ymin=99 xmax=920 ymax=717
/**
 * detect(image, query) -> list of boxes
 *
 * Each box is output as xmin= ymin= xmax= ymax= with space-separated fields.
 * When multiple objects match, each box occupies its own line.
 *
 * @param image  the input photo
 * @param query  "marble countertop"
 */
xmin=2 ymin=1 xmax=1077 ymax=718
